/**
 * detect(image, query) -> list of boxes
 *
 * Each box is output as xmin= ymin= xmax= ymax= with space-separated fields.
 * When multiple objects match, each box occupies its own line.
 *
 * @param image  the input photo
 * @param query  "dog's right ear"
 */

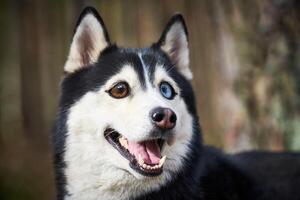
xmin=64 ymin=7 xmax=110 ymax=73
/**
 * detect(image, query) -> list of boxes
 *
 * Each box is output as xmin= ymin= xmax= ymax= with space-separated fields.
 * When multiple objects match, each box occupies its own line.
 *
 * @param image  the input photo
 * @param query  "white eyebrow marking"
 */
xmin=138 ymin=52 xmax=152 ymax=89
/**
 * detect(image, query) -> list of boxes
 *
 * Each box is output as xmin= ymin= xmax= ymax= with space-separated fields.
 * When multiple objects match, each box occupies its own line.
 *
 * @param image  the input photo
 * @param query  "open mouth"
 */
xmin=104 ymin=128 xmax=166 ymax=176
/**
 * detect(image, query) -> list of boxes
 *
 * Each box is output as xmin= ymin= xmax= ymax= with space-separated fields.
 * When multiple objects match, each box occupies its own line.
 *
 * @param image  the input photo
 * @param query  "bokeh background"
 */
xmin=0 ymin=0 xmax=299 ymax=199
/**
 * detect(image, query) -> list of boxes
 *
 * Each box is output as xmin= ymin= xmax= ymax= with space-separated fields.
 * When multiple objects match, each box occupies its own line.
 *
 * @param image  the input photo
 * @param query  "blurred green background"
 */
xmin=0 ymin=0 xmax=299 ymax=199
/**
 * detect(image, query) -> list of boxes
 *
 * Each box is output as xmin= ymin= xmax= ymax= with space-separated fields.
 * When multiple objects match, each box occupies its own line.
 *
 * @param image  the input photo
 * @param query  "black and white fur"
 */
xmin=53 ymin=7 xmax=300 ymax=200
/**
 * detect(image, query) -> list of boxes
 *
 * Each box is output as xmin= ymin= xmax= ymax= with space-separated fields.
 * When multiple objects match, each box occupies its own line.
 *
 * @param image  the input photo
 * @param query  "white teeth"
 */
xmin=118 ymin=136 xmax=167 ymax=171
xmin=138 ymin=154 xmax=144 ymax=165
xmin=139 ymin=162 xmax=161 ymax=170
xmin=118 ymin=137 xmax=128 ymax=149
xmin=137 ymin=155 xmax=167 ymax=170
xmin=159 ymin=155 xmax=167 ymax=167
xmin=138 ymin=160 xmax=161 ymax=170
xmin=138 ymin=156 xmax=167 ymax=169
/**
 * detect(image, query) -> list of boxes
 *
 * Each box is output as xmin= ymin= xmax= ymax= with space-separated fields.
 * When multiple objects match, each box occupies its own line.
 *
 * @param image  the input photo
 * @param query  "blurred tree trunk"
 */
xmin=18 ymin=0 xmax=45 ymax=142
xmin=213 ymin=0 xmax=300 ymax=151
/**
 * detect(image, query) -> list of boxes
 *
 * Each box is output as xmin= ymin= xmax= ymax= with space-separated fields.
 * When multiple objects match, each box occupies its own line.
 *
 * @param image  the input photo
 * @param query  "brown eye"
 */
xmin=107 ymin=82 xmax=130 ymax=98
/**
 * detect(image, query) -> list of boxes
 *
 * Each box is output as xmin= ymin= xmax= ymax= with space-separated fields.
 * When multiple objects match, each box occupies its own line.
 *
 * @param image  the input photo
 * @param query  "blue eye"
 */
xmin=160 ymin=82 xmax=176 ymax=99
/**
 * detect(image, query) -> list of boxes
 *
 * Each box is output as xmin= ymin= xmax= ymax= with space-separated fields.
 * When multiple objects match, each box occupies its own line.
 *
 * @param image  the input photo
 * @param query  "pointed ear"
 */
xmin=64 ymin=7 xmax=110 ymax=73
xmin=155 ymin=14 xmax=192 ymax=80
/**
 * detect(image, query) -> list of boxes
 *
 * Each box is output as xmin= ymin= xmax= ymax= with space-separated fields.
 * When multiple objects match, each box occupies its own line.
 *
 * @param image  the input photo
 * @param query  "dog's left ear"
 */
xmin=154 ymin=14 xmax=192 ymax=80
xmin=64 ymin=7 xmax=110 ymax=73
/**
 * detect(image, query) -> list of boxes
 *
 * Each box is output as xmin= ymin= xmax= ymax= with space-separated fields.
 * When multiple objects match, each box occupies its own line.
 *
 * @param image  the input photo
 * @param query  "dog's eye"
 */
xmin=107 ymin=82 xmax=130 ymax=98
xmin=160 ymin=82 xmax=176 ymax=100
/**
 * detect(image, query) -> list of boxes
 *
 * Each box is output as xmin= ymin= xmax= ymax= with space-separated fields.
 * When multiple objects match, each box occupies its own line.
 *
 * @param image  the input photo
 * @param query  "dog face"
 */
xmin=56 ymin=7 xmax=197 ymax=200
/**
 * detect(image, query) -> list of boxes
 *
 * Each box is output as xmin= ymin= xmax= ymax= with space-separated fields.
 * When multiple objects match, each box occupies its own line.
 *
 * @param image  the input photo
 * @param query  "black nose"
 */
xmin=150 ymin=107 xmax=177 ymax=130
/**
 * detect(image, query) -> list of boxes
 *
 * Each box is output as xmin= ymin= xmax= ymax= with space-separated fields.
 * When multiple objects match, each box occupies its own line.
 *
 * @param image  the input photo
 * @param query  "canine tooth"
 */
xmin=118 ymin=138 xmax=124 ymax=146
xmin=118 ymin=137 xmax=123 ymax=142
xmin=118 ymin=137 xmax=128 ymax=149
xmin=138 ymin=154 xmax=144 ymax=165
xmin=159 ymin=155 xmax=166 ymax=167
xmin=124 ymin=138 xmax=128 ymax=148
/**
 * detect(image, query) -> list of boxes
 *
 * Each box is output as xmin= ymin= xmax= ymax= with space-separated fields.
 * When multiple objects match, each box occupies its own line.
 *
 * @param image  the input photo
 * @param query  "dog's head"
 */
xmin=57 ymin=7 xmax=199 ymax=199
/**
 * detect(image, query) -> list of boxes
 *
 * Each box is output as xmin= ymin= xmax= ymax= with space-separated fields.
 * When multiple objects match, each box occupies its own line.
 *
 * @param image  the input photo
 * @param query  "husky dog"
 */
xmin=53 ymin=7 xmax=300 ymax=200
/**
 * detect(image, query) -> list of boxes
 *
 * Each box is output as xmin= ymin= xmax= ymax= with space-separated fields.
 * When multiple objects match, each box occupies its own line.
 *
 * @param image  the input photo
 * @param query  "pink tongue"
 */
xmin=128 ymin=140 xmax=161 ymax=165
